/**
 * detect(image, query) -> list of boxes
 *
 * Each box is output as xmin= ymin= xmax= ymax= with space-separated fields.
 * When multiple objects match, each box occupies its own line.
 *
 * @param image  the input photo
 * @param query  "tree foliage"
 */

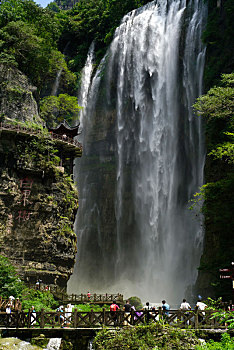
xmin=193 ymin=74 xmax=234 ymax=299
xmin=21 ymin=288 xmax=58 ymax=311
xmin=0 ymin=0 xmax=75 ymax=95
xmin=40 ymin=93 xmax=81 ymax=126
xmin=194 ymin=73 xmax=234 ymax=163
xmin=0 ymin=255 xmax=24 ymax=298
xmin=57 ymin=0 xmax=150 ymax=72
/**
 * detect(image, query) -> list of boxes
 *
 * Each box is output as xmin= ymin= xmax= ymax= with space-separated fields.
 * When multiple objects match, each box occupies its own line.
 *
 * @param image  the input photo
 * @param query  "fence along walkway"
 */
xmin=59 ymin=293 xmax=124 ymax=304
xmin=0 ymin=309 xmax=225 ymax=329
xmin=0 ymin=122 xmax=82 ymax=152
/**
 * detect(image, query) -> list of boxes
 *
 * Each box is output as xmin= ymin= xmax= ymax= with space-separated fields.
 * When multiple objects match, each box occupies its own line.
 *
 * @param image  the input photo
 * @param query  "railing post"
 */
xmin=195 ymin=310 xmax=199 ymax=329
xmin=158 ymin=307 xmax=162 ymax=321
xmin=130 ymin=308 xmax=134 ymax=326
xmin=94 ymin=293 xmax=96 ymax=302
xmin=15 ymin=310 xmax=20 ymax=328
xmin=74 ymin=308 xmax=78 ymax=328
xmin=40 ymin=308 xmax=45 ymax=328
xmin=89 ymin=309 xmax=94 ymax=325
xmin=103 ymin=308 xmax=106 ymax=326
xmin=28 ymin=309 xmax=31 ymax=328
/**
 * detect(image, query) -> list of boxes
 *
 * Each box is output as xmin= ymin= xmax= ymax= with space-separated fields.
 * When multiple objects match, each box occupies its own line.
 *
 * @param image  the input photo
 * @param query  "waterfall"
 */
xmin=51 ymin=42 xmax=70 ymax=96
xmin=77 ymin=41 xmax=95 ymax=131
xmin=51 ymin=68 xmax=63 ymax=96
xmin=69 ymin=0 xmax=207 ymax=303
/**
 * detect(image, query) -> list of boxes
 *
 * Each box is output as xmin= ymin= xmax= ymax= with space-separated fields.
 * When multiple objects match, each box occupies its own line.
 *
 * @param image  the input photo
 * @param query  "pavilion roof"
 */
xmin=48 ymin=120 xmax=79 ymax=138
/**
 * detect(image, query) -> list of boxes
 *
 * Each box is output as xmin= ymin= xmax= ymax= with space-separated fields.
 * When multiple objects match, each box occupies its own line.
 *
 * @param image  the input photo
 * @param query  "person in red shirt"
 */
xmin=110 ymin=301 xmax=119 ymax=325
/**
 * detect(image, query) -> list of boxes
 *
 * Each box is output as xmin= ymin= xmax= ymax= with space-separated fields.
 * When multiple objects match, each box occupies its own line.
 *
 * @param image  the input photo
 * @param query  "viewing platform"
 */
xmin=0 ymin=308 xmax=230 ymax=330
xmin=0 ymin=122 xmax=82 ymax=158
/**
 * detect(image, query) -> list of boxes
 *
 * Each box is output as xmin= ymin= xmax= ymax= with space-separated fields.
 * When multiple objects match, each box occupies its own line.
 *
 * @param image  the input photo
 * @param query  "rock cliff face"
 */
xmin=0 ymin=65 xmax=40 ymax=123
xmin=0 ymin=65 xmax=78 ymax=290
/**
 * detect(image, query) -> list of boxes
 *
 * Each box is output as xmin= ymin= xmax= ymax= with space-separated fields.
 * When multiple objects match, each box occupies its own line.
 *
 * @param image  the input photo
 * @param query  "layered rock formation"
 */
xmin=0 ymin=65 xmax=78 ymax=290
xmin=0 ymin=65 xmax=40 ymax=123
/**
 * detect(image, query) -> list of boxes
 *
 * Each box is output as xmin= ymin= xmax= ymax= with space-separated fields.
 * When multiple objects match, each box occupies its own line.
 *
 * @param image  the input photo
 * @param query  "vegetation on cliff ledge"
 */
xmin=193 ymin=73 xmax=234 ymax=299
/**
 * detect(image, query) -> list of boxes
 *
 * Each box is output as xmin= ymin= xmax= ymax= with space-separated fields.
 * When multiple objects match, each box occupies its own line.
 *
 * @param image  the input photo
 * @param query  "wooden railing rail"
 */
xmin=60 ymin=293 xmax=124 ymax=303
xmin=0 ymin=297 xmax=22 ymax=312
xmin=0 ymin=122 xmax=82 ymax=150
xmin=0 ymin=309 xmax=226 ymax=329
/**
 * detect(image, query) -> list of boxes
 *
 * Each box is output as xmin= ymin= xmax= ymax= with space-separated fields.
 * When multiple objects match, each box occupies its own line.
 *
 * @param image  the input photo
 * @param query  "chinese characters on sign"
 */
xmin=17 ymin=178 xmax=33 ymax=223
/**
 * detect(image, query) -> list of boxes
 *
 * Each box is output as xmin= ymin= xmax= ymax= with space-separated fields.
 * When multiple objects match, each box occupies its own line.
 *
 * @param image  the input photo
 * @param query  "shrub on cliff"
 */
xmin=21 ymin=288 xmax=59 ymax=312
xmin=0 ymin=255 xmax=24 ymax=298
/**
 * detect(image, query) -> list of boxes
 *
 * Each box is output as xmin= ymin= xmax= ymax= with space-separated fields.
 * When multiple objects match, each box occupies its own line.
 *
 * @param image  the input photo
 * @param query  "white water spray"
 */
xmin=70 ymin=0 xmax=207 ymax=303
xmin=77 ymin=41 xmax=95 ymax=131
xmin=45 ymin=338 xmax=62 ymax=350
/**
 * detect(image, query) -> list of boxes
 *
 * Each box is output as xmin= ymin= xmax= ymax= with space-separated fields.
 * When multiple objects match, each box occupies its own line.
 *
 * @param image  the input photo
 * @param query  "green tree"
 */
xmin=193 ymin=73 xmax=234 ymax=163
xmin=0 ymin=255 xmax=24 ymax=298
xmin=40 ymin=93 xmax=81 ymax=125
xmin=21 ymin=288 xmax=58 ymax=311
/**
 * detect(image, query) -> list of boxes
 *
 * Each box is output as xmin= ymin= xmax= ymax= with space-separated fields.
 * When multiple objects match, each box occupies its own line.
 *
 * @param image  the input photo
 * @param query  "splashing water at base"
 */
xmin=45 ymin=338 xmax=62 ymax=350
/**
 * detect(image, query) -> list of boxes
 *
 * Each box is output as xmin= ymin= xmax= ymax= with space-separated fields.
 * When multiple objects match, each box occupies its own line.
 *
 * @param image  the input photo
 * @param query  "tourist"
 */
xmin=180 ymin=298 xmax=191 ymax=311
xmin=8 ymin=296 xmax=15 ymax=306
xmin=110 ymin=301 xmax=119 ymax=325
xmin=123 ymin=300 xmax=132 ymax=325
xmin=87 ymin=291 xmax=91 ymax=301
xmin=65 ymin=303 xmax=72 ymax=326
xmin=31 ymin=306 xmax=36 ymax=327
xmin=144 ymin=302 xmax=151 ymax=323
xmin=6 ymin=299 xmax=12 ymax=324
xmin=195 ymin=298 xmax=207 ymax=323
xmin=162 ymin=300 xmax=170 ymax=317
xmin=15 ymin=298 xmax=22 ymax=311
xmin=35 ymin=280 xmax=40 ymax=290
xmin=56 ymin=305 xmax=64 ymax=327
xmin=123 ymin=300 xmax=132 ymax=312
xmin=180 ymin=299 xmax=191 ymax=325
xmin=135 ymin=308 xmax=144 ymax=323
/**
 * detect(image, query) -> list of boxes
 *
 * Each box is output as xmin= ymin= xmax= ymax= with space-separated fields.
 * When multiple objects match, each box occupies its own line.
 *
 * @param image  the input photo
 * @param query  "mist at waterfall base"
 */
xmin=68 ymin=0 xmax=207 ymax=304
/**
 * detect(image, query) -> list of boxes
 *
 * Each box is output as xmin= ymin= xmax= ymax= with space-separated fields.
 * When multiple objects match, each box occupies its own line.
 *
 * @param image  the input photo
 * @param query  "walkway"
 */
xmin=0 ymin=309 xmax=227 ymax=329
xmin=0 ymin=122 xmax=82 ymax=157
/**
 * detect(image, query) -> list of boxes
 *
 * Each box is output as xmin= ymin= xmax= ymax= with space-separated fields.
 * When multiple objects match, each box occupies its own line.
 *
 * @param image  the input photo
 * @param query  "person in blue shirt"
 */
xmin=162 ymin=300 xmax=170 ymax=317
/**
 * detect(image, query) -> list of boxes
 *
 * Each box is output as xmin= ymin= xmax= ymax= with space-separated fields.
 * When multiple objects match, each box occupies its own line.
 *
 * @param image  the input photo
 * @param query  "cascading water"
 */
xmin=69 ymin=0 xmax=207 ymax=303
xmin=51 ymin=68 xmax=62 ymax=96
xmin=77 ymin=41 xmax=95 ymax=132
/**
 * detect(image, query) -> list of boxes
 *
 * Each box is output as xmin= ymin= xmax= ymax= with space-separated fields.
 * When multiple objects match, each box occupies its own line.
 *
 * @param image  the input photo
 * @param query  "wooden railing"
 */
xmin=0 ymin=297 xmax=22 ymax=312
xmin=0 ymin=309 xmax=225 ymax=329
xmin=0 ymin=122 xmax=82 ymax=151
xmin=59 ymin=293 xmax=124 ymax=304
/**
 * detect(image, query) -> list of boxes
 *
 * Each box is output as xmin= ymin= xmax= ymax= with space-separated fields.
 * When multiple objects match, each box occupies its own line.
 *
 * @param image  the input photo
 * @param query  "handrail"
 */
xmin=0 ymin=122 xmax=82 ymax=150
xmin=0 ymin=309 xmax=225 ymax=329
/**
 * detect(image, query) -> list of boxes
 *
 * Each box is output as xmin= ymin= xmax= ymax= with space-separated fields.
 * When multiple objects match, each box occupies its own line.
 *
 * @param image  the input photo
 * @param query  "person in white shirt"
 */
xmin=180 ymin=299 xmax=191 ymax=325
xmin=180 ymin=299 xmax=191 ymax=311
xmin=196 ymin=299 xmax=207 ymax=323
